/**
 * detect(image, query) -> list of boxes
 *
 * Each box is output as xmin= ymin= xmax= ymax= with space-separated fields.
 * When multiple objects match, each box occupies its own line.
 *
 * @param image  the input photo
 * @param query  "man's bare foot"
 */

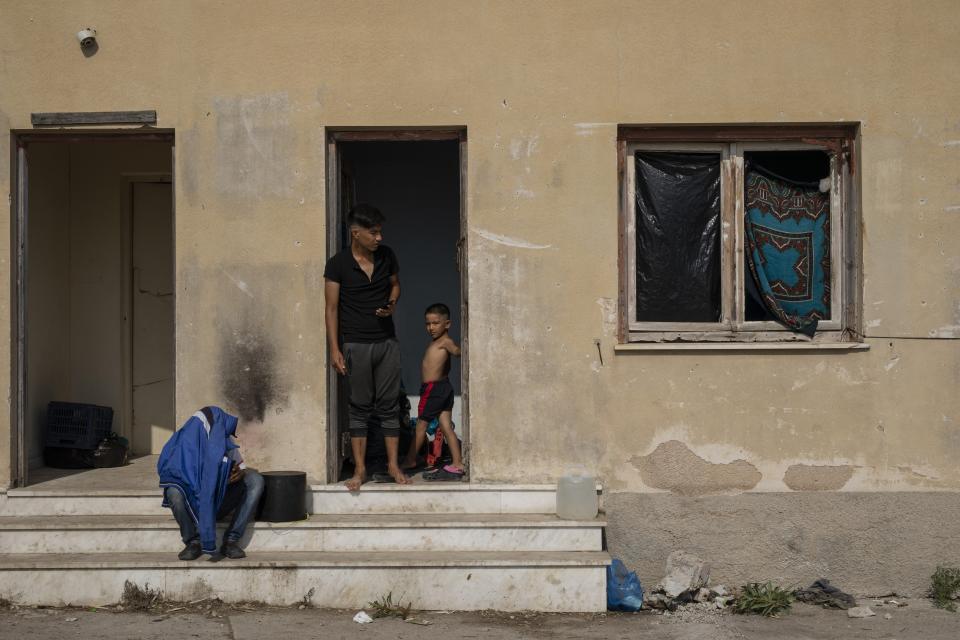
xmin=388 ymin=465 xmax=412 ymax=485
xmin=345 ymin=471 xmax=367 ymax=491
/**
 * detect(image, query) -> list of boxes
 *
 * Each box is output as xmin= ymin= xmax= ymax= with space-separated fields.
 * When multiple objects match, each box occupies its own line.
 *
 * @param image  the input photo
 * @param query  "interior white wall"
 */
xmin=26 ymin=144 xmax=71 ymax=465
xmin=25 ymin=141 xmax=172 ymax=466
xmin=340 ymin=141 xmax=462 ymax=427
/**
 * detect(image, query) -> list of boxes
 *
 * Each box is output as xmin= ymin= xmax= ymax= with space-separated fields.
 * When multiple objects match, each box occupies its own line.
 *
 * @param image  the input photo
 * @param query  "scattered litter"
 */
xmin=607 ymin=558 xmax=644 ymax=611
xmin=795 ymin=579 xmax=858 ymax=610
xmin=65 ymin=617 xmax=78 ymax=622
xmin=847 ymin=606 xmax=876 ymax=618
xmin=353 ymin=611 xmax=374 ymax=624
xmin=403 ymin=617 xmax=433 ymax=625
xmin=298 ymin=605 xmax=305 ymax=610
xmin=884 ymin=613 xmax=893 ymax=620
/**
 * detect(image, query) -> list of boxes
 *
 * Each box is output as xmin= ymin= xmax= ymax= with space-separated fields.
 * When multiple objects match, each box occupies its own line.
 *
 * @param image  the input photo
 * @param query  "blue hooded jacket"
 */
xmin=158 ymin=406 xmax=239 ymax=553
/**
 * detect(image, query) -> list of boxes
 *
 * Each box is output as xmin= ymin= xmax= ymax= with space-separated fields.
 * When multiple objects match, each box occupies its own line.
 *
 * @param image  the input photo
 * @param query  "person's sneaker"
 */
xmin=221 ymin=540 xmax=246 ymax=559
xmin=177 ymin=541 xmax=202 ymax=561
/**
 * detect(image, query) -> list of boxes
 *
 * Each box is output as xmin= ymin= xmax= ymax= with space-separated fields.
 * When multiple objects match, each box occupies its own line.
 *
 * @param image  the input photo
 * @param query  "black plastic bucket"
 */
xmin=258 ymin=470 xmax=307 ymax=522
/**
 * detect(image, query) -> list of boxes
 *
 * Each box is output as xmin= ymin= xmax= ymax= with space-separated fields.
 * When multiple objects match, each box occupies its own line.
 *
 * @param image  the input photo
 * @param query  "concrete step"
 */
xmin=309 ymin=483 xmax=603 ymax=515
xmin=0 ymin=513 xmax=605 ymax=553
xmin=1 ymin=483 xmax=603 ymax=516
xmin=0 ymin=488 xmax=165 ymax=516
xmin=0 ymin=550 xmax=611 ymax=611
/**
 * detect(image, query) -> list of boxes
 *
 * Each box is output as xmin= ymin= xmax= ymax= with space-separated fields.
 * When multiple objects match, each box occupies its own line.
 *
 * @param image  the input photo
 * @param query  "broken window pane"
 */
xmin=634 ymin=152 xmax=721 ymax=322
xmin=743 ymin=150 xmax=832 ymax=331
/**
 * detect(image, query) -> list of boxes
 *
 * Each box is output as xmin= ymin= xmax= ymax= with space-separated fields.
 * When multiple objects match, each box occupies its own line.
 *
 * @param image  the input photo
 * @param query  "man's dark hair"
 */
xmin=347 ymin=203 xmax=385 ymax=229
xmin=425 ymin=303 xmax=451 ymax=319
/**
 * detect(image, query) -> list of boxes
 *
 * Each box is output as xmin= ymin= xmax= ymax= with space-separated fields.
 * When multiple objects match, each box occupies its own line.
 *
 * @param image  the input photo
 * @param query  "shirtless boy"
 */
xmin=401 ymin=303 xmax=465 ymax=480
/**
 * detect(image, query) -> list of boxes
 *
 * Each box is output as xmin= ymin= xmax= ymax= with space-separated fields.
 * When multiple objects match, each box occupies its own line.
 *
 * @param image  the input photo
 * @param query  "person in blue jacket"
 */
xmin=157 ymin=406 xmax=264 ymax=560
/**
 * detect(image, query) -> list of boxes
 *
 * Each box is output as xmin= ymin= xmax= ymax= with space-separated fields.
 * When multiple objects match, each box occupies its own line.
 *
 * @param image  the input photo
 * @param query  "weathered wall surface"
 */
xmin=606 ymin=492 xmax=960 ymax=597
xmin=1 ymin=1 xmax=959 ymax=587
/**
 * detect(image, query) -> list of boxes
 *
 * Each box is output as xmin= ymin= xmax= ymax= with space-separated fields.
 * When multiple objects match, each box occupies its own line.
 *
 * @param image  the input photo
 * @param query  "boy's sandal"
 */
xmin=423 ymin=465 xmax=465 ymax=481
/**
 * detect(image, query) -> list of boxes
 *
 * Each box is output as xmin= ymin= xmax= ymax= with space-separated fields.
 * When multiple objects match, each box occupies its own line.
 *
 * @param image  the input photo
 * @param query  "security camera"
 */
xmin=76 ymin=27 xmax=97 ymax=49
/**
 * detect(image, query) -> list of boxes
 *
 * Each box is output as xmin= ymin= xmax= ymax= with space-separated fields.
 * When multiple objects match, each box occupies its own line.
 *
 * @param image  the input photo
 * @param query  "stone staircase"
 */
xmin=0 ymin=480 xmax=609 ymax=611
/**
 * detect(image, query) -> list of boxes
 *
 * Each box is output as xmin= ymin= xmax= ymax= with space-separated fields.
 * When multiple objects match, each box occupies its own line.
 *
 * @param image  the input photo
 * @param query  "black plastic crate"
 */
xmin=44 ymin=401 xmax=113 ymax=450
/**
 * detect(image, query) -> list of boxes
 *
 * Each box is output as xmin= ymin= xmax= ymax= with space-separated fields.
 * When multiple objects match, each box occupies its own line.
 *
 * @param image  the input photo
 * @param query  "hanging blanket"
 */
xmin=744 ymin=170 xmax=831 ymax=335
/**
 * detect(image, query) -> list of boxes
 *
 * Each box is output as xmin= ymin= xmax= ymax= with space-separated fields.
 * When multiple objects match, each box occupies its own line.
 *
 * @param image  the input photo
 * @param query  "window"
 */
xmin=618 ymin=125 xmax=860 ymax=344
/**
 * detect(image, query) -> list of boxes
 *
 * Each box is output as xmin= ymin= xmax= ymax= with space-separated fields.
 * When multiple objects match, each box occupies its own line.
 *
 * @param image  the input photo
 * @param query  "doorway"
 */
xmin=326 ymin=129 xmax=467 ymax=483
xmin=11 ymin=132 xmax=175 ymax=486
xmin=129 ymin=180 xmax=175 ymax=454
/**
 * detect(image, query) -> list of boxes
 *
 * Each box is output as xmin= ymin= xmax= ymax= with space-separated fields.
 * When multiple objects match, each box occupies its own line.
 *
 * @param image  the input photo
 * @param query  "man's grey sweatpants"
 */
xmin=343 ymin=338 xmax=402 ymax=437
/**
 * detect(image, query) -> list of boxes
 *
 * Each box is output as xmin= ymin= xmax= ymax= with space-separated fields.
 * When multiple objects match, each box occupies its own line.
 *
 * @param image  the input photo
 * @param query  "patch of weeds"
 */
xmin=368 ymin=591 xmax=412 ymax=619
xmin=120 ymin=581 xmax=163 ymax=611
xmin=0 ymin=597 xmax=13 ymax=609
xmin=732 ymin=582 xmax=794 ymax=618
xmin=930 ymin=566 xmax=960 ymax=612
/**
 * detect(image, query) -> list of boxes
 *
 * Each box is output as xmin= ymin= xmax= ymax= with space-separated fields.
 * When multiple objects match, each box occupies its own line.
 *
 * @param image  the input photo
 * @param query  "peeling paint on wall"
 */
xmin=472 ymin=227 xmax=552 ymax=250
xmin=595 ymin=297 xmax=617 ymax=335
xmin=630 ymin=440 xmax=762 ymax=496
xmin=783 ymin=464 xmax=854 ymax=491
xmin=574 ymin=123 xmax=614 ymax=136
xmin=219 ymin=268 xmax=255 ymax=299
xmin=929 ymin=325 xmax=960 ymax=338
xmin=213 ymin=93 xmax=294 ymax=200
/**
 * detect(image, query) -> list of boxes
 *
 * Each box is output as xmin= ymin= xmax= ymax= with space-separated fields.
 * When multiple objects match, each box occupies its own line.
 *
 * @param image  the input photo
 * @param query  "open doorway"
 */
xmin=326 ymin=130 xmax=467 ymax=483
xmin=11 ymin=132 xmax=175 ymax=486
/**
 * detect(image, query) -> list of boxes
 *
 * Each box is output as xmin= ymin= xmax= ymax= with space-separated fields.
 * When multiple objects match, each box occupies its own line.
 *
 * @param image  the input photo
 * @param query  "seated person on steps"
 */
xmin=402 ymin=303 xmax=465 ymax=480
xmin=157 ymin=406 xmax=264 ymax=560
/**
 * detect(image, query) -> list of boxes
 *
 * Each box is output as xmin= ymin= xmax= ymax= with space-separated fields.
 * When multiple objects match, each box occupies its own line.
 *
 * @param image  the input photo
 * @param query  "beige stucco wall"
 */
xmin=0 ymin=1 xmax=958 ymax=501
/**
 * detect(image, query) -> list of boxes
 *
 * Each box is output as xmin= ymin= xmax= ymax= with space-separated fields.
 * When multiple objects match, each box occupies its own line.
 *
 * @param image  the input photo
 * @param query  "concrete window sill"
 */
xmin=614 ymin=342 xmax=869 ymax=353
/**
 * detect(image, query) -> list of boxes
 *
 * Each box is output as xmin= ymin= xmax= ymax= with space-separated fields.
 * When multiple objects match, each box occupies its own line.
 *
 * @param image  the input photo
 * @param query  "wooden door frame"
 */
xmin=8 ymin=129 xmax=174 ymax=487
xmin=122 ymin=174 xmax=174 ymax=454
xmin=324 ymin=127 xmax=468 ymax=483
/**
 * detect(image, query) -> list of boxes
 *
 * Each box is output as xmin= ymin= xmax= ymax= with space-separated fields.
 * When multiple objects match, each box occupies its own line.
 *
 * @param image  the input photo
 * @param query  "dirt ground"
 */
xmin=1 ymin=599 xmax=958 ymax=640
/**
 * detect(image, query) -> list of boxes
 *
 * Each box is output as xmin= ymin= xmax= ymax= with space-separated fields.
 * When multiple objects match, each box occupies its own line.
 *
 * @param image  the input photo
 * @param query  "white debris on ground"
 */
xmin=644 ymin=551 xmax=730 ymax=617
xmin=353 ymin=610 xmax=374 ymax=624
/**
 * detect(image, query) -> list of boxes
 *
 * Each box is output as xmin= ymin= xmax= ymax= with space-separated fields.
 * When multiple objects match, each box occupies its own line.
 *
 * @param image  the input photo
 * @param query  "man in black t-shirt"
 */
xmin=324 ymin=204 xmax=409 ymax=488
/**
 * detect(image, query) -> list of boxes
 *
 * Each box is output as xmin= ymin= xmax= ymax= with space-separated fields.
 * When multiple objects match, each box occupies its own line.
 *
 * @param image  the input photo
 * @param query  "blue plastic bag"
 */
xmin=607 ymin=558 xmax=644 ymax=611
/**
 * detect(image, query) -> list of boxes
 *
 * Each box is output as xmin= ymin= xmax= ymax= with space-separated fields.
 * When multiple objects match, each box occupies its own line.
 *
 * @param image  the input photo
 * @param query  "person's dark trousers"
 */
xmin=344 ymin=338 xmax=402 ymax=436
xmin=164 ymin=470 xmax=265 ymax=546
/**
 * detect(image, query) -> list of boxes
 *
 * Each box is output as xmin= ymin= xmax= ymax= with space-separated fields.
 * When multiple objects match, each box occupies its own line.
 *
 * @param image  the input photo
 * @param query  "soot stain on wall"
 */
xmin=220 ymin=326 xmax=288 ymax=423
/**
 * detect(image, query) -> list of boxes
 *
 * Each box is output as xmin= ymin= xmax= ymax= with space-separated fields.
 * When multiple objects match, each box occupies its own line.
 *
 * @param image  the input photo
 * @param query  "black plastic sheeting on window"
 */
xmin=634 ymin=152 xmax=721 ymax=323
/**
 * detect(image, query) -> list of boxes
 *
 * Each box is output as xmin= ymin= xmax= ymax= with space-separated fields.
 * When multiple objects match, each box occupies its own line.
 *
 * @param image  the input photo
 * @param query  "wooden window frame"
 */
xmin=617 ymin=124 xmax=861 ymax=345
